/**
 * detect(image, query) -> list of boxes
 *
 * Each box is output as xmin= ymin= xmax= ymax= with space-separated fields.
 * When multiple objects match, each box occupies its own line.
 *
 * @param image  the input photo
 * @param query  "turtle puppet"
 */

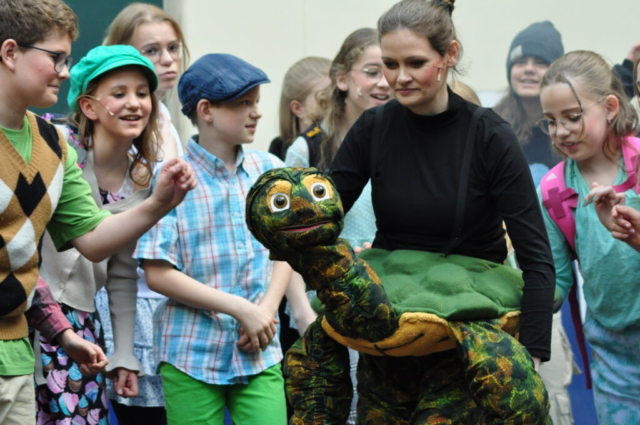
xmin=246 ymin=167 xmax=551 ymax=425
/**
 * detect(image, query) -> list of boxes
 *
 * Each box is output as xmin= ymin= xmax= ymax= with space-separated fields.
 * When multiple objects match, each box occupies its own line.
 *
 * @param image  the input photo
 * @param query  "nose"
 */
xmin=554 ymin=121 xmax=570 ymax=138
xmin=523 ymin=59 xmax=536 ymax=73
xmin=397 ymin=67 xmax=411 ymax=84
xmin=377 ymin=73 xmax=390 ymax=89
xmin=125 ymin=93 xmax=141 ymax=110
xmin=251 ymin=104 xmax=262 ymax=119
xmin=160 ymin=47 xmax=174 ymax=66
xmin=58 ymin=65 xmax=70 ymax=81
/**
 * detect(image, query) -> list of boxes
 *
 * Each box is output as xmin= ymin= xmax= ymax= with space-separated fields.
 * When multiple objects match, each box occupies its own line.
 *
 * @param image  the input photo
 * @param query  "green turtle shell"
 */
xmin=359 ymin=249 xmax=523 ymax=320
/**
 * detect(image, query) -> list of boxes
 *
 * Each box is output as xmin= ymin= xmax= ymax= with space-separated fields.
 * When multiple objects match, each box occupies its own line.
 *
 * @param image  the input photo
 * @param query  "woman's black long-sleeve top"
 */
xmin=330 ymin=92 xmax=556 ymax=361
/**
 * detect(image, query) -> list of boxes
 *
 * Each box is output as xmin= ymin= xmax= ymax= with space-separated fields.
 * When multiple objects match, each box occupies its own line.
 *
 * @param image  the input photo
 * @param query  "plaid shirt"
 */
xmin=135 ymin=139 xmax=284 ymax=385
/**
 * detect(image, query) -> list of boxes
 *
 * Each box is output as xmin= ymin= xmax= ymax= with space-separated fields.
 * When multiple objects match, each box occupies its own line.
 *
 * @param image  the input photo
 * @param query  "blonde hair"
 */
xmin=279 ymin=57 xmax=331 ymax=149
xmin=541 ymin=51 xmax=638 ymax=160
xmin=378 ymin=0 xmax=461 ymax=74
xmin=71 ymin=66 xmax=160 ymax=187
xmin=0 ymin=0 xmax=78 ymax=45
xmin=450 ymin=80 xmax=481 ymax=106
xmin=104 ymin=2 xmax=190 ymax=71
xmin=314 ymin=28 xmax=379 ymax=170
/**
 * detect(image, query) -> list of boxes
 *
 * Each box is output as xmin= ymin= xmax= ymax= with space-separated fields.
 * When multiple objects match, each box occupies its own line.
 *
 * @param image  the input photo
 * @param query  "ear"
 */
xmin=604 ymin=94 xmax=620 ymax=122
xmin=78 ymin=97 xmax=99 ymax=121
xmin=445 ymin=40 xmax=460 ymax=68
xmin=290 ymin=99 xmax=304 ymax=118
xmin=196 ymin=99 xmax=214 ymax=124
xmin=1 ymin=39 xmax=20 ymax=71
xmin=336 ymin=71 xmax=349 ymax=92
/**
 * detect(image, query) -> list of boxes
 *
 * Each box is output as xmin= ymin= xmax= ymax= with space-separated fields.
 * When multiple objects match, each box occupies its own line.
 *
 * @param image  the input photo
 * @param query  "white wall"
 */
xmin=165 ymin=0 xmax=639 ymax=151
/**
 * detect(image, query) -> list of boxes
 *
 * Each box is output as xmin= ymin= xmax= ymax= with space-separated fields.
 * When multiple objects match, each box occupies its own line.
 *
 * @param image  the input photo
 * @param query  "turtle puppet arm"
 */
xmin=284 ymin=318 xmax=352 ymax=425
xmin=283 ymin=238 xmax=399 ymax=343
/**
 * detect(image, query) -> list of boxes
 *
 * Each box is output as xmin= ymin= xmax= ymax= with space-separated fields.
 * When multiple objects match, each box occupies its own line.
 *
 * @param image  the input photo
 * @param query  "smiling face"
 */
xmin=209 ymin=86 xmax=263 ymax=146
xmin=246 ymin=168 xmax=344 ymax=253
xmin=540 ymin=80 xmax=616 ymax=166
xmin=381 ymin=29 xmax=457 ymax=116
xmin=85 ymin=67 xmax=153 ymax=143
xmin=13 ymin=31 xmax=72 ymax=109
xmin=337 ymin=45 xmax=390 ymax=116
xmin=130 ymin=21 xmax=180 ymax=94
xmin=510 ymin=56 xmax=549 ymax=98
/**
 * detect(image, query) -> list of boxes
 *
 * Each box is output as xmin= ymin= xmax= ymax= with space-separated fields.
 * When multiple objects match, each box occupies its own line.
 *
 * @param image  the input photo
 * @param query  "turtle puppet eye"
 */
xmin=310 ymin=182 xmax=330 ymax=201
xmin=270 ymin=193 xmax=290 ymax=212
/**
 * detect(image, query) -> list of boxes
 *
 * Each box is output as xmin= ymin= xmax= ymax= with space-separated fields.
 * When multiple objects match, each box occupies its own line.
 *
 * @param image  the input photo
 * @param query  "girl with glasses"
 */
xmin=539 ymin=50 xmax=640 ymax=425
xmin=95 ymin=4 xmax=191 ymax=424
xmin=493 ymin=22 xmax=575 ymax=425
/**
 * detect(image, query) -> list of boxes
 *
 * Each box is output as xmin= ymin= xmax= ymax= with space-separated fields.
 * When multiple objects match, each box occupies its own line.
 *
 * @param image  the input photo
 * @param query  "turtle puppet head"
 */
xmin=246 ymin=167 xmax=344 ymax=259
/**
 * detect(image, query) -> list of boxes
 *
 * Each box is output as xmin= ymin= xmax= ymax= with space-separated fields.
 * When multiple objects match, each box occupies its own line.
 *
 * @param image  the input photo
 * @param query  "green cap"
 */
xmin=67 ymin=45 xmax=158 ymax=111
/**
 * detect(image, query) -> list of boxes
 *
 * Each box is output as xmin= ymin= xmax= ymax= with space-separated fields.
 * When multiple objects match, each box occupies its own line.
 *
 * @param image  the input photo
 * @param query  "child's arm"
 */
xmin=71 ymin=158 xmax=197 ymax=262
xmin=286 ymin=272 xmax=317 ymax=336
xmin=144 ymin=259 xmax=278 ymax=352
xmin=26 ymin=278 xmax=108 ymax=375
xmin=610 ymin=205 xmax=640 ymax=251
xmin=237 ymin=261 xmax=293 ymax=352
xmin=104 ymin=241 xmax=142 ymax=397
xmin=257 ymin=261 xmax=292 ymax=317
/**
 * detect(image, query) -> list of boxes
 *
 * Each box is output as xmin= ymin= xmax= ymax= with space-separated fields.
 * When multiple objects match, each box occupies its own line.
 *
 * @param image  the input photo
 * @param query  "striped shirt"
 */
xmin=134 ymin=138 xmax=284 ymax=385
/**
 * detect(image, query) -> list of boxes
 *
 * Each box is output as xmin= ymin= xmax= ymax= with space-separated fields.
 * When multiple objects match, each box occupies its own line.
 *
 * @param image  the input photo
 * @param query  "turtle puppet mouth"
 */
xmin=277 ymin=220 xmax=333 ymax=233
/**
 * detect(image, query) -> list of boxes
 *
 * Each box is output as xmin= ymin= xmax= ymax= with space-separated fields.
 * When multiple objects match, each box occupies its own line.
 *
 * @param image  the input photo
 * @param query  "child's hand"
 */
xmin=56 ymin=329 xmax=108 ymax=376
xmin=111 ymin=368 xmax=139 ymax=398
xmin=151 ymin=158 xmax=197 ymax=212
xmin=611 ymin=205 xmax=640 ymax=249
xmin=583 ymin=182 xmax=626 ymax=231
xmin=353 ymin=242 xmax=372 ymax=254
xmin=236 ymin=303 xmax=278 ymax=352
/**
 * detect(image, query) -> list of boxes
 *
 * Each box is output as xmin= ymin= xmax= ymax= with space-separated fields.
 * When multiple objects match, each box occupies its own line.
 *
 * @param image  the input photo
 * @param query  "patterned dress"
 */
xmin=36 ymin=122 xmax=133 ymax=425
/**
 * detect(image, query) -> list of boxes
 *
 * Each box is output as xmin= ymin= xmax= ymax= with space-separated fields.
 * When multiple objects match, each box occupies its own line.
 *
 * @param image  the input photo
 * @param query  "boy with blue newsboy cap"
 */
xmin=135 ymin=53 xmax=291 ymax=425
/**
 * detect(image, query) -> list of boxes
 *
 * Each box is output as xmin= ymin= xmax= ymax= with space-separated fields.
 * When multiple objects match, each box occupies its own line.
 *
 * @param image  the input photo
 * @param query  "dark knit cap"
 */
xmin=506 ymin=21 xmax=564 ymax=83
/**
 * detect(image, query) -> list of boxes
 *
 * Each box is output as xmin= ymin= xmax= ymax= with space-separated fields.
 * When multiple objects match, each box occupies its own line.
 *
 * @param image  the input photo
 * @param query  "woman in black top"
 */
xmin=330 ymin=0 xmax=556 ymax=422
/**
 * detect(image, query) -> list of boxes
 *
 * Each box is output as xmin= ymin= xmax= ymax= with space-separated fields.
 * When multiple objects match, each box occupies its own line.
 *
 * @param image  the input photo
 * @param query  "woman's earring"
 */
xmin=437 ymin=68 xmax=442 ymax=82
xmin=607 ymin=118 xmax=612 ymax=124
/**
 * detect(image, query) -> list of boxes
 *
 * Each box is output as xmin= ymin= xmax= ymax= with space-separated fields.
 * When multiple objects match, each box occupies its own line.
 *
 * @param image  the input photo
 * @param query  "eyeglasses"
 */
xmin=139 ymin=43 xmax=182 ymax=63
xmin=17 ymin=43 xmax=73 ymax=73
xmin=352 ymin=66 xmax=384 ymax=84
xmin=537 ymin=99 xmax=604 ymax=135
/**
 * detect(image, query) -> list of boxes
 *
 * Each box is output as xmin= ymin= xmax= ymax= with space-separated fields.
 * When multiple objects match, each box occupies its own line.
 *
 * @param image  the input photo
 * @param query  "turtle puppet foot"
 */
xmin=449 ymin=319 xmax=552 ymax=425
xmin=284 ymin=317 xmax=352 ymax=425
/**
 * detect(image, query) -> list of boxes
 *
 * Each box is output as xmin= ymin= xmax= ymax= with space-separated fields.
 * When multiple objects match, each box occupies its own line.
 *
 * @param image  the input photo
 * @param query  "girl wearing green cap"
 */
xmin=35 ymin=44 xmax=161 ymax=423
xmin=96 ymin=5 xmax=190 ymax=424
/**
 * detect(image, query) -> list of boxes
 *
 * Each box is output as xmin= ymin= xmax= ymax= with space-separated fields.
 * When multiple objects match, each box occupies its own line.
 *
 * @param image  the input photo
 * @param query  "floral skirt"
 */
xmin=36 ymin=304 xmax=109 ymax=425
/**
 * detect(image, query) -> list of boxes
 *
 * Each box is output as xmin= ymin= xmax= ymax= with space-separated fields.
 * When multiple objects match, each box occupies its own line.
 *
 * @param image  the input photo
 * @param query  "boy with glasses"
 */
xmin=0 ymin=1 xmax=196 ymax=422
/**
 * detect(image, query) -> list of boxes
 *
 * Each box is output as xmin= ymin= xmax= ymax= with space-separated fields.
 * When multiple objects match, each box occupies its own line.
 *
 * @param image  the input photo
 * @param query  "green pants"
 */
xmin=286 ymin=318 xmax=551 ymax=424
xmin=160 ymin=362 xmax=287 ymax=425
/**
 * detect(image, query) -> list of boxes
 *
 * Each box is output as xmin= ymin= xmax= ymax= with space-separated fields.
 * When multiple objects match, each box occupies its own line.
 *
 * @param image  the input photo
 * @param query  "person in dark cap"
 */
xmin=494 ymin=22 xmax=575 ymax=425
xmin=494 ymin=20 xmax=564 ymax=186
xmin=134 ymin=53 xmax=291 ymax=425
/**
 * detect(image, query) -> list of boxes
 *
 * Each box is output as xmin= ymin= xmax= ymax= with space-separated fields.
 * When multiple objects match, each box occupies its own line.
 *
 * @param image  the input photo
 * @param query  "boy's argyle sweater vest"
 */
xmin=0 ymin=112 xmax=67 ymax=340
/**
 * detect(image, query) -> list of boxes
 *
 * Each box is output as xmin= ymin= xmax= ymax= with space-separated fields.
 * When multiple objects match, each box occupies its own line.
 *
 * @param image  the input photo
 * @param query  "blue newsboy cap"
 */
xmin=178 ymin=53 xmax=270 ymax=116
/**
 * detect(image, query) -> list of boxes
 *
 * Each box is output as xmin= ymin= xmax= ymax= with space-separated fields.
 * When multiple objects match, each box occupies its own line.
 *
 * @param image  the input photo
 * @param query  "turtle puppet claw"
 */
xmin=245 ymin=167 xmax=524 ymax=357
